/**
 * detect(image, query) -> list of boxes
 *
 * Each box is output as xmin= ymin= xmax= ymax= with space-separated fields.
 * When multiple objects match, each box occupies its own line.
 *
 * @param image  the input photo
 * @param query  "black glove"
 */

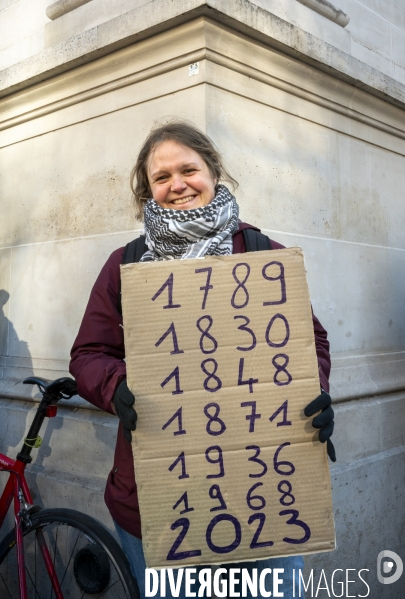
xmin=113 ymin=381 xmax=137 ymax=443
xmin=304 ymin=390 xmax=336 ymax=462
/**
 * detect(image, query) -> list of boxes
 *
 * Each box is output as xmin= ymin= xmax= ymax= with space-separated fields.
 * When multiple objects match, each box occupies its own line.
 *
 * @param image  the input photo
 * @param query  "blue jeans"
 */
xmin=115 ymin=522 xmax=305 ymax=598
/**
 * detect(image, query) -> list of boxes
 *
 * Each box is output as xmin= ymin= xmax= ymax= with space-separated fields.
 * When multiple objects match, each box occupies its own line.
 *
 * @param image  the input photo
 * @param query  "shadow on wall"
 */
xmin=0 ymin=289 xmax=66 ymax=510
xmin=0 ymin=288 xmax=32 ymax=444
xmin=0 ymin=290 xmax=32 ymax=508
xmin=1 ymin=287 xmax=34 ymax=379
xmin=1 ymin=289 xmax=32 ymax=362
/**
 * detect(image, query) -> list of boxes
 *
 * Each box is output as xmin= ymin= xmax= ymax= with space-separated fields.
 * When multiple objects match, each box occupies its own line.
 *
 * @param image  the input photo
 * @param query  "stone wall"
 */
xmin=1 ymin=1 xmax=404 ymax=597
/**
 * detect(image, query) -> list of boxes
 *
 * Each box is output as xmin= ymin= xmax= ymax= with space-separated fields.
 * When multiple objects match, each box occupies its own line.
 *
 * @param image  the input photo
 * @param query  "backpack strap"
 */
xmin=118 ymin=235 xmax=148 ymax=314
xmin=242 ymin=228 xmax=272 ymax=252
xmin=122 ymin=235 xmax=147 ymax=265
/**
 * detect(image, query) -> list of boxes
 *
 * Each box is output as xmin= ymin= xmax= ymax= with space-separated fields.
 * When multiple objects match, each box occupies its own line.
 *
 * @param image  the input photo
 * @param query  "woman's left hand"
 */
xmin=304 ymin=391 xmax=336 ymax=462
xmin=112 ymin=380 xmax=137 ymax=443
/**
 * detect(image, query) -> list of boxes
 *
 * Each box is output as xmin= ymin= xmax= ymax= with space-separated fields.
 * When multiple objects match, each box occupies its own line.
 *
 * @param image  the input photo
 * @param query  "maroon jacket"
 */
xmin=70 ymin=223 xmax=331 ymax=538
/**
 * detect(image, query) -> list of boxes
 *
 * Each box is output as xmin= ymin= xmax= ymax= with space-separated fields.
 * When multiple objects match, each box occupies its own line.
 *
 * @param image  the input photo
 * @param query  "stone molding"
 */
xmin=46 ymin=0 xmax=93 ymax=21
xmin=1 ymin=19 xmax=405 ymax=156
xmin=1 ymin=0 xmax=405 ymax=110
xmin=329 ymin=350 xmax=405 ymax=402
xmin=2 ymin=45 xmax=405 ymax=144
xmin=296 ymin=0 xmax=350 ymax=28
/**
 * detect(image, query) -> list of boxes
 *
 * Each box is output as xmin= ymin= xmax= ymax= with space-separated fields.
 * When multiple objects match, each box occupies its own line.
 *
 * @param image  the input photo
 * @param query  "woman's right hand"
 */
xmin=112 ymin=380 xmax=137 ymax=442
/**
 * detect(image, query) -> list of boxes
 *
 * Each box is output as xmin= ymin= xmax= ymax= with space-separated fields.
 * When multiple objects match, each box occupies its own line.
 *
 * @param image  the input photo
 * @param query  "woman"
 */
xmin=70 ymin=121 xmax=334 ymax=598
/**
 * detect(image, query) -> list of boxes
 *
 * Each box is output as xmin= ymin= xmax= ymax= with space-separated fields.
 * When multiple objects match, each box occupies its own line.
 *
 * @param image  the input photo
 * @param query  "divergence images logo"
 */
xmin=377 ymin=551 xmax=403 ymax=585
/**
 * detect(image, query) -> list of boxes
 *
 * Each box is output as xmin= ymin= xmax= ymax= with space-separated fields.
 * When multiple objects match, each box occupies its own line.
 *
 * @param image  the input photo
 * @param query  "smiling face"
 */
xmin=147 ymin=140 xmax=217 ymax=210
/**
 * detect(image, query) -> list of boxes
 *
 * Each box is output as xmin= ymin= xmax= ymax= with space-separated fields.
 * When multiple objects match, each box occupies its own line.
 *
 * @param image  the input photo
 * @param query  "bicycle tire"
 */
xmin=0 ymin=508 xmax=139 ymax=599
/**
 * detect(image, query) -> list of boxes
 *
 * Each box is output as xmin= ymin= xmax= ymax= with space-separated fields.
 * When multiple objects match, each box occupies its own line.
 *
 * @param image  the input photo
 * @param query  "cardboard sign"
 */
xmin=121 ymin=248 xmax=335 ymax=569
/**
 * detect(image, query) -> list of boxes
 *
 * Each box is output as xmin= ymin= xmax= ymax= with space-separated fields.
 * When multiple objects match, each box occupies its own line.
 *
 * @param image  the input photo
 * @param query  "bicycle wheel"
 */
xmin=0 ymin=508 xmax=139 ymax=598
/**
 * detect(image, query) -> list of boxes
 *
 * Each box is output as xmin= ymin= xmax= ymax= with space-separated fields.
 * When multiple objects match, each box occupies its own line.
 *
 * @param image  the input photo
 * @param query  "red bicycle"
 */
xmin=0 ymin=376 xmax=139 ymax=598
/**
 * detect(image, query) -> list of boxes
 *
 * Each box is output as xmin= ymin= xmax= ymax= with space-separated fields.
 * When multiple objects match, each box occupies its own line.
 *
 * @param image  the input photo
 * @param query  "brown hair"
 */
xmin=130 ymin=120 xmax=238 ymax=220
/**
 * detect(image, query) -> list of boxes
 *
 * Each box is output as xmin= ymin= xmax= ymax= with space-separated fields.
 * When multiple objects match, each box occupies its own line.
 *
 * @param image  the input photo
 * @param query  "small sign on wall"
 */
xmin=121 ymin=248 xmax=335 ymax=569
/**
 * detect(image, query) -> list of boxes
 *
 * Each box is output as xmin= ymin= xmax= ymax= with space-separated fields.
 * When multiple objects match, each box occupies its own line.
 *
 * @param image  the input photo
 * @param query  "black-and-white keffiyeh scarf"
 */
xmin=141 ymin=184 xmax=239 ymax=261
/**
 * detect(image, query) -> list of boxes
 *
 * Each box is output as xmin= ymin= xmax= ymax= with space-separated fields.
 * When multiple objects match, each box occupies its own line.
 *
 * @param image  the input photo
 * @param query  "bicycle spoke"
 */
xmin=35 ymin=529 xmax=41 ymax=599
xmin=0 ymin=571 xmax=13 ymax=599
xmin=97 ymin=578 xmax=122 ymax=599
xmin=79 ymin=546 xmax=100 ymax=599
xmin=25 ymin=562 xmax=45 ymax=599
xmin=58 ymin=525 xmax=81 ymax=589
xmin=35 ymin=529 xmax=37 ymax=598
xmin=50 ymin=524 xmax=59 ymax=599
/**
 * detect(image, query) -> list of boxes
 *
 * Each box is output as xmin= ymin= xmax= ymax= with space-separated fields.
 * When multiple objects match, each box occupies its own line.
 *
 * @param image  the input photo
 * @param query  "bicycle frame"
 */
xmin=0 ymin=394 xmax=65 ymax=599
xmin=0 ymin=454 xmax=31 ymax=598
